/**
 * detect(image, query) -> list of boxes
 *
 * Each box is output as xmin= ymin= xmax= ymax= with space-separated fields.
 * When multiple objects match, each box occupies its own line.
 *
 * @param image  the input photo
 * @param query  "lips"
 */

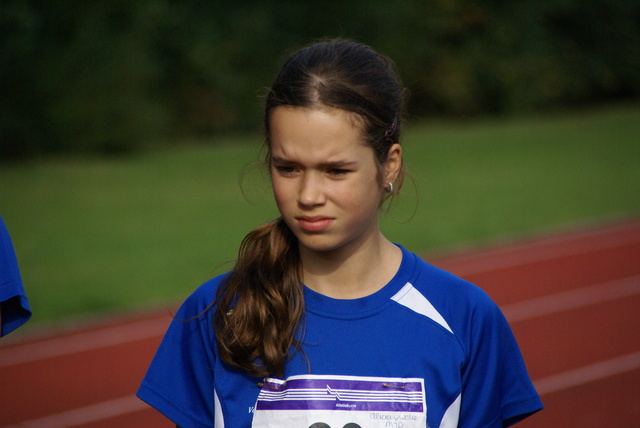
xmin=296 ymin=216 xmax=334 ymax=232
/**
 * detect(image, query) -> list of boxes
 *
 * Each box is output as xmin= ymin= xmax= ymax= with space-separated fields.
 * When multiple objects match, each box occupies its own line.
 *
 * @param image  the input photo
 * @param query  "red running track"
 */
xmin=1 ymin=218 xmax=639 ymax=427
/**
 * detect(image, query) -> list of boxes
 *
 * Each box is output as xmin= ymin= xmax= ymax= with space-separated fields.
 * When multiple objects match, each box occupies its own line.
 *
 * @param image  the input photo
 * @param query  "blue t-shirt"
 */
xmin=138 ymin=245 xmax=542 ymax=427
xmin=0 ymin=217 xmax=32 ymax=336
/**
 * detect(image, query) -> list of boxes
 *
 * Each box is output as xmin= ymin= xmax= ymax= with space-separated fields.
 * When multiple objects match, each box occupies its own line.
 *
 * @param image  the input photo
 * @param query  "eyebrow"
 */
xmin=271 ymin=156 xmax=358 ymax=168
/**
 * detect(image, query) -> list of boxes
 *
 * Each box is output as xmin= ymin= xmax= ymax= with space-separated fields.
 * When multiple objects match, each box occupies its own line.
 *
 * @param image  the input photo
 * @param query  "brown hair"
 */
xmin=214 ymin=39 xmax=406 ymax=378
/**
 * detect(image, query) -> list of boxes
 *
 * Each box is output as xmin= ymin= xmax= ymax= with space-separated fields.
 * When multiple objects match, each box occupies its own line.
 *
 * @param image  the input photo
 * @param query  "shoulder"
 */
xmin=407 ymin=250 xmax=497 ymax=310
xmin=400 ymin=249 xmax=505 ymax=335
xmin=174 ymin=272 xmax=230 ymax=319
xmin=138 ymin=273 xmax=232 ymax=427
xmin=398 ymin=249 xmax=543 ymax=424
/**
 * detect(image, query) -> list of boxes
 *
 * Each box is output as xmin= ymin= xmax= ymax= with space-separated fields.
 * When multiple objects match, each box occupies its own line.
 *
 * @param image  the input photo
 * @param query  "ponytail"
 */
xmin=214 ymin=218 xmax=303 ymax=378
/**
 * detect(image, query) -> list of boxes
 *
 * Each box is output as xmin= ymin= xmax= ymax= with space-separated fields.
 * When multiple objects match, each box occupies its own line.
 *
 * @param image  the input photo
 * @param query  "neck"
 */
xmin=300 ymin=232 xmax=402 ymax=299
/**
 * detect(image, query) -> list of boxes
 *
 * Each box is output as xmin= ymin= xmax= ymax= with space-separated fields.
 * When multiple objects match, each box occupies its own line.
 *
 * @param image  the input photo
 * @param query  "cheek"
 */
xmin=271 ymin=178 xmax=291 ymax=210
xmin=337 ymin=178 xmax=381 ymax=209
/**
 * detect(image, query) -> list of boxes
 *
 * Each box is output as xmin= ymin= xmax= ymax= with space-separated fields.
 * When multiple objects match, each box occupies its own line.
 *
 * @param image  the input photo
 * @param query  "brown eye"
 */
xmin=327 ymin=169 xmax=350 ymax=177
xmin=275 ymin=166 xmax=296 ymax=175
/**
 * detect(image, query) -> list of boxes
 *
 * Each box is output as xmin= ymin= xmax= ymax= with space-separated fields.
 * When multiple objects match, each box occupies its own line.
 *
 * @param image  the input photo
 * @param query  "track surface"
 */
xmin=1 ymin=218 xmax=639 ymax=427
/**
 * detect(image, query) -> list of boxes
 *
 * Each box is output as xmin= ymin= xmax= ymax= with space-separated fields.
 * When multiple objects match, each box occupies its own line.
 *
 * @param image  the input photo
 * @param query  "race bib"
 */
xmin=252 ymin=374 xmax=427 ymax=428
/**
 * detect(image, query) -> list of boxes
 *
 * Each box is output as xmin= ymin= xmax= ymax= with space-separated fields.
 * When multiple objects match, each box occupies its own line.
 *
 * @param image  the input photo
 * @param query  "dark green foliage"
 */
xmin=1 ymin=0 xmax=639 ymax=159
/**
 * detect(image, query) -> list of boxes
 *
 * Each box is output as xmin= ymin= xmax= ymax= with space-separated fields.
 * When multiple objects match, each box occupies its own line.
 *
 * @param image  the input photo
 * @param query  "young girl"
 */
xmin=137 ymin=39 xmax=542 ymax=428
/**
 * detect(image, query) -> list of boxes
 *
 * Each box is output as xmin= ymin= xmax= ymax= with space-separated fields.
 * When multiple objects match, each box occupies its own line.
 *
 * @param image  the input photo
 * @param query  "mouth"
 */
xmin=296 ymin=216 xmax=334 ymax=233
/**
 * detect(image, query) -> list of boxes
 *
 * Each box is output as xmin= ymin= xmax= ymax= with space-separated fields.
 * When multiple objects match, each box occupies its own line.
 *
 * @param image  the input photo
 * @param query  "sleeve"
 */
xmin=137 ymin=279 xmax=221 ymax=428
xmin=459 ymin=288 xmax=543 ymax=427
xmin=0 ymin=217 xmax=32 ymax=337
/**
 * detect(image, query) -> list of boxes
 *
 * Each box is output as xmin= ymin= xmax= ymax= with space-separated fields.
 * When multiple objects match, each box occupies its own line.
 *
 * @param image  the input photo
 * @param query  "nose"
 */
xmin=298 ymin=172 xmax=326 ymax=208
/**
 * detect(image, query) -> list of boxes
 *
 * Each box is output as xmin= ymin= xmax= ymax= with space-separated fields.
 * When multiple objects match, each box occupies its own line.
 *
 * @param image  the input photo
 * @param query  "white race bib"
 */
xmin=252 ymin=374 xmax=427 ymax=428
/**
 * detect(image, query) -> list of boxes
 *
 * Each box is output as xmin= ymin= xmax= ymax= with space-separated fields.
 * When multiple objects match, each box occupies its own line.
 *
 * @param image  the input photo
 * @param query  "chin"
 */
xmin=296 ymin=237 xmax=342 ymax=254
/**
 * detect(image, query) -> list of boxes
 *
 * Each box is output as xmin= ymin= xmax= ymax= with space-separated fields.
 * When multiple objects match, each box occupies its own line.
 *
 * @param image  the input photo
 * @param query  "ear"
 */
xmin=383 ymin=143 xmax=403 ymax=184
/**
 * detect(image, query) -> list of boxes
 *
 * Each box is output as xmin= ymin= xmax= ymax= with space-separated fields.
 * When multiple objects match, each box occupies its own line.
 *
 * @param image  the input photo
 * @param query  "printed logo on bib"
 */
xmin=252 ymin=374 xmax=427 ymax=428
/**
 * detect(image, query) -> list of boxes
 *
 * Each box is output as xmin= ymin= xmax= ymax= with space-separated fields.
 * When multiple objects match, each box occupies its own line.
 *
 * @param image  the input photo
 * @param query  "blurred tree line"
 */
xmin=1 ymin=0 xmax=639 ymax=159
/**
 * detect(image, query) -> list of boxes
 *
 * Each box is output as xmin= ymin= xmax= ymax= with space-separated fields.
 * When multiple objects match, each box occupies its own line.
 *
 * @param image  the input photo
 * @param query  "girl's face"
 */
xmin=269 ymin=106 xmax=401 ymax=256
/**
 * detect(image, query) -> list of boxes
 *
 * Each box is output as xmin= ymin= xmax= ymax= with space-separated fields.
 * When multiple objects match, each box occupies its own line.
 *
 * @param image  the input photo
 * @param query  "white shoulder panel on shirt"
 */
xmin=391 ymin=283 xmax=453 ymax=334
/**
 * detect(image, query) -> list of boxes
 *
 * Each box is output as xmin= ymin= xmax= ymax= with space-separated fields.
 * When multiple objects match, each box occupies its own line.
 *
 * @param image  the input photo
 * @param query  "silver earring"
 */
xmin=385 ymin=182 xmax=394 ymax=193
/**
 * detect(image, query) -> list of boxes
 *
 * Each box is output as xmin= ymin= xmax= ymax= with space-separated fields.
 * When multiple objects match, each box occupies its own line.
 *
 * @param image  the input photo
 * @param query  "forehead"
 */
xmin=268 ymin=106 xmax=373 ymax=162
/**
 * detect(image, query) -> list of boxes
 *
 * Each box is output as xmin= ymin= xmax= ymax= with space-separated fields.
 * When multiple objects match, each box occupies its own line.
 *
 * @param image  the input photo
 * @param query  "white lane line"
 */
xmin=502 ymin=275 xmax=640 ymax=323
xmin=534 ymin=351 xmax=640 ymax=396
xmin=431 ymin=224 xmax=640 ymax=276
xmin=0 ymin=317 xmax=171 ymax=369
xmin=2 ymin=395 xmax=146 ymax=428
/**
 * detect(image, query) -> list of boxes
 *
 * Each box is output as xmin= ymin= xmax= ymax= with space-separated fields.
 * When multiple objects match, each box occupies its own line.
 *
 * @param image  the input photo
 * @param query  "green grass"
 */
xmin=386 ymin=103 xmax=640 ymax=249
xmin=1 ymin=103 xmax=639 ymax=327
